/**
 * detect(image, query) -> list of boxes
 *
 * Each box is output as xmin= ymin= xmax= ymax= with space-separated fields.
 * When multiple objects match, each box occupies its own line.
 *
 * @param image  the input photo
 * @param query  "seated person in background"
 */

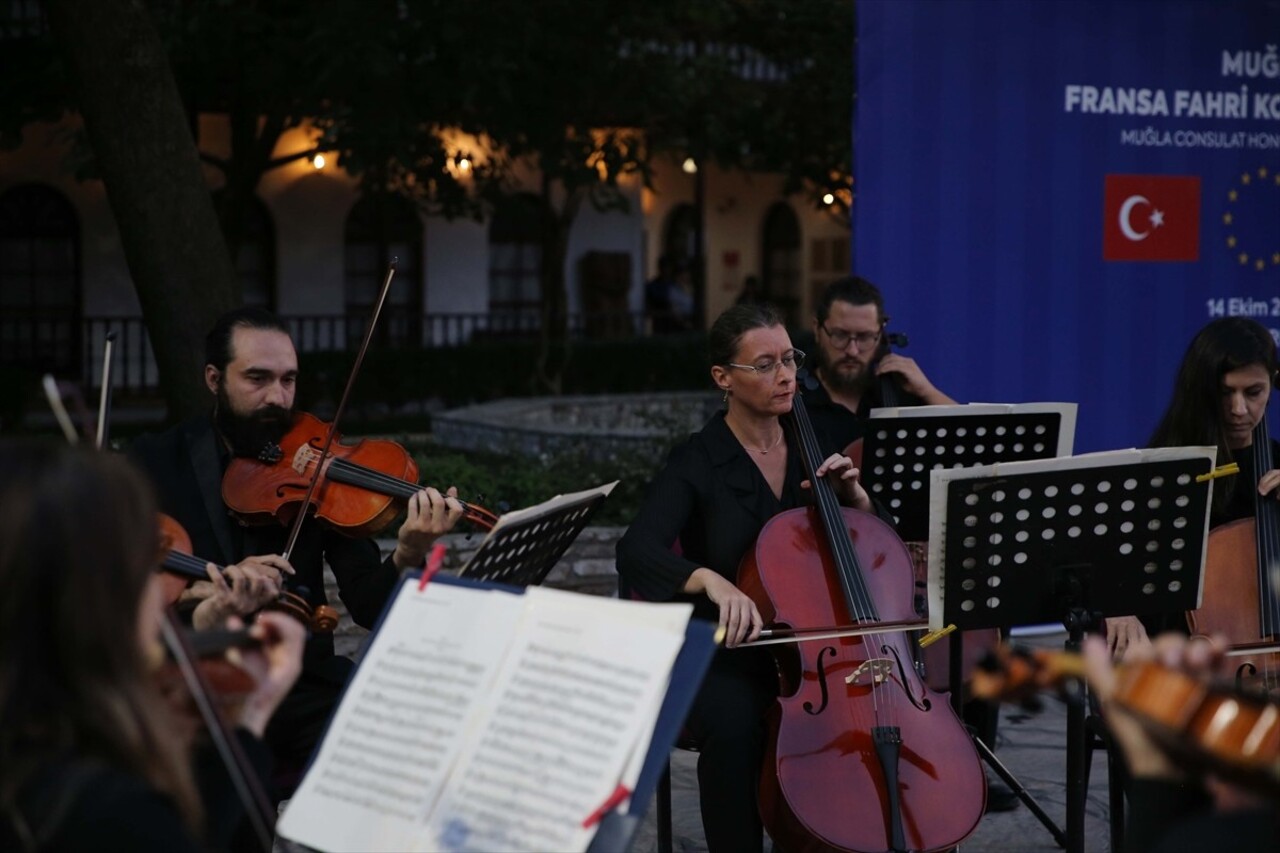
xmin=1105 ymin=317 xmax=1280 ymax=658
xmin=1081 ymin=632 xmax=1279 ymax=852
xmin=130 ymin=306 xmax=464 ymax=775
xmin=804 ymin=275 xmax=956 ymax=447
xmin=0 ymin=441 xmax=306 ymax=851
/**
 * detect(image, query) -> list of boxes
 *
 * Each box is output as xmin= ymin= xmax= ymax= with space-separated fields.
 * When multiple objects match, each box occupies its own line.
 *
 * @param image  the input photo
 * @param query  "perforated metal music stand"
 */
xmin=929 ymin=447 xmax=1217 ymax=853
xmin=861 ymin=404 xmax=1075 ymax=842
xmin=862 ymin=403 xmax=1076 ymax=540
xmin=458 ymin=482 xmax=615 ymax=587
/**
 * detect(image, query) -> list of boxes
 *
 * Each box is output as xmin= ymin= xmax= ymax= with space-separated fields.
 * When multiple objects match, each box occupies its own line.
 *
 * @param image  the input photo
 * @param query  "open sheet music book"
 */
xmin=925 ymin=446 xmax=1217 ymax=630
xmin=277 ymin=576 xmax=697 ymax=853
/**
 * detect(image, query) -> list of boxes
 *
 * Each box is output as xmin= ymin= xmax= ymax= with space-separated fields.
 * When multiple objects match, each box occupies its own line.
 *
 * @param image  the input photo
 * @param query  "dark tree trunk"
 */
xmin=534 ymin=174 xmax=578 ymax=395
xmin=45 ymin=0 xmax=241 ymax=420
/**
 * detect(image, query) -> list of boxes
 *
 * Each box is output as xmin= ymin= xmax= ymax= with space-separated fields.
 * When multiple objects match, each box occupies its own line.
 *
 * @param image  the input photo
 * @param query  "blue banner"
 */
xmin=854 ymin=0 xmax=1280 ymax=452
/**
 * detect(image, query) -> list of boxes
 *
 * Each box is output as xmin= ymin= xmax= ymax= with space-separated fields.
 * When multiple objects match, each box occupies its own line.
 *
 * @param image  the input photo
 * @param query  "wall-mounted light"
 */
xmin=822 ymin=192 xmax=835 ymax=205
xmin=312 ymin=153 xmax=327 ymax=170
xmin=682 ymin=157 xmax=698 ymax=175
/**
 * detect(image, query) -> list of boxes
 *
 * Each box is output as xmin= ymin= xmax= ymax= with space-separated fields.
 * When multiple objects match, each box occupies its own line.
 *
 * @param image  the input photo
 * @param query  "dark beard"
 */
xmin=214 ymin=386 xmax=294 ymax=459
xmin=815 ymin=346 xmax=872 ymax=396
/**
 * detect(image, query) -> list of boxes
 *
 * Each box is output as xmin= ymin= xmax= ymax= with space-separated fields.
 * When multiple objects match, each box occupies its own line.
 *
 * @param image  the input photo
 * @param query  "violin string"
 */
xmin=327 ymin=457 xmax=490 ymax=523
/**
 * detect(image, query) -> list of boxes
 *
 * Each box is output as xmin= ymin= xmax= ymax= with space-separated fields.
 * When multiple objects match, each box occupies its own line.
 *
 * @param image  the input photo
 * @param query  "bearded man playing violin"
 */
xmin=130 ymin=306 xmax=464 ymax=778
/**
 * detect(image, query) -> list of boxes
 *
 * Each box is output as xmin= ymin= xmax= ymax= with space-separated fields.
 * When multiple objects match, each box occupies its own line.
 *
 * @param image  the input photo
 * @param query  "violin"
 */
xmin=221 ymin=411 xmax=498 ymax=538
xmin=1187 ymin=418 xmax=1280 ymax=686
xmin=157 ymin=512 xmax=339 ymax=633
xmin=972 ymin=644 xmax=1280 ymax=798
xmin=736 ymin=392 xmax=985 ymax=852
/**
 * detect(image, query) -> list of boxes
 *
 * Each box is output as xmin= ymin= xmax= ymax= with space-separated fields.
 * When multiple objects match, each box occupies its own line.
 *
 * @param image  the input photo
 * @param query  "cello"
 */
xmin=737 ymin=391 xmax=985 ymax=853
xmin=1187 ymin=417 xmax=1280 ymax=686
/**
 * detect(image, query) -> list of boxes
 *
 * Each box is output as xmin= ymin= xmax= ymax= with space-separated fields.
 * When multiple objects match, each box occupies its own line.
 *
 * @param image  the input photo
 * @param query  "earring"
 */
xmin=722 ymin=387 xmax=730 ymax=403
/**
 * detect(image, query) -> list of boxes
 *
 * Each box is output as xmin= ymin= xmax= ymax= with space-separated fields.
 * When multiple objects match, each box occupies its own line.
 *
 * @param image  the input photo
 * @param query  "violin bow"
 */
xmin=159 ymin=610 xmax=277 ymax=852
xmin=96 ymin=331 xmax=117 ymax=449
xmin=281 ymin=258 xmax=398 ymax=562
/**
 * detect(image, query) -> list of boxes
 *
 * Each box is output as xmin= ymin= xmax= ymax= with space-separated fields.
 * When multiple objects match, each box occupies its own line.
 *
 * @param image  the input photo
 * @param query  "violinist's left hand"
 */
xmin=393 ymin=487 xmax=464 ymax=569
xmin=804 ymin=453 xmax=872 ymax=512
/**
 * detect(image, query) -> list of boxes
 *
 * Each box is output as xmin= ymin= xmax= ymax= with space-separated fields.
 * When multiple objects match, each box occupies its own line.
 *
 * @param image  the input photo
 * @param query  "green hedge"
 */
xmin=297 ymin=333 xmax=712 ymax=412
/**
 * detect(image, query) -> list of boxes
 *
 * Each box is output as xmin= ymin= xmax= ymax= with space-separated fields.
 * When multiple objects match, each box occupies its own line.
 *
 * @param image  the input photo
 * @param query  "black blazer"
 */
xmin=129 ymin=416 xmax=400 ymax=664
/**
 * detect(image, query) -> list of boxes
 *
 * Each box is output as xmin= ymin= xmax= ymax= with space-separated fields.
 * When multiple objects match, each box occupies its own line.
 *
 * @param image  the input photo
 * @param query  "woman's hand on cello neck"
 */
xmin=685 ymin=568 xmax=763 ymax=648
xmin=803 ymin=452 xmax=873 ymax=512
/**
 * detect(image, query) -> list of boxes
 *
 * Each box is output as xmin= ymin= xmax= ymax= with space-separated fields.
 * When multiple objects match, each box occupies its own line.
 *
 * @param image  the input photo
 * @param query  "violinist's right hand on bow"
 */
xmin=685 ymin=567 xmax=763 ymax=648
xmin=224 ymin=611 xmax=306 ymax=737
xmin=187 ymin=558 xmax=292 ymax=630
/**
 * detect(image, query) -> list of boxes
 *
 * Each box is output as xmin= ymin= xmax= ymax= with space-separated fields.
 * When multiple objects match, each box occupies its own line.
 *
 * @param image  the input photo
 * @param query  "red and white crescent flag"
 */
xmin=1103 ymin=174 xmax=1200 ymax=262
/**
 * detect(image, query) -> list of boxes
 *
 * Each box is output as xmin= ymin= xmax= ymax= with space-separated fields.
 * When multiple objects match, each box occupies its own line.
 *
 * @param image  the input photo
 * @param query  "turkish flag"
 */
xmin=1103 ymin=175 xmax=1200 ymax=262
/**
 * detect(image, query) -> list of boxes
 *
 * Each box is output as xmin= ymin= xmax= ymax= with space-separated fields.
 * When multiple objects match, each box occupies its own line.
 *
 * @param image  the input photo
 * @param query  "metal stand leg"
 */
xmin=1064 ymin=624 xmax=1087 ymax=853
xmin=972 ymin=734 xmax=1068 ymax=849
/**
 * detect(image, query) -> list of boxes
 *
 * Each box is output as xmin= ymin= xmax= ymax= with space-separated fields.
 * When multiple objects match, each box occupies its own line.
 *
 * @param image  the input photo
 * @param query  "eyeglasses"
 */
xmin=727 ymin=349 xmax=806 ymax=376
xmin=821 ymin=324 xmax=882 ymax=351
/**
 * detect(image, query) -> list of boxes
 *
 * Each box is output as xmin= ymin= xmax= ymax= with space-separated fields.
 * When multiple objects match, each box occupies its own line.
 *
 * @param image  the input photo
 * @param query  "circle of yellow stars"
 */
xmin=1223 ymin=165 xmax=1280 ymax=272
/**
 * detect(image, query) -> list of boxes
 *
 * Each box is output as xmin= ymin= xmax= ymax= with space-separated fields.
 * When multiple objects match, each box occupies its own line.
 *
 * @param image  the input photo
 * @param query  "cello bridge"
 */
xmin=846 ymin=658 xmax=894 ymax=686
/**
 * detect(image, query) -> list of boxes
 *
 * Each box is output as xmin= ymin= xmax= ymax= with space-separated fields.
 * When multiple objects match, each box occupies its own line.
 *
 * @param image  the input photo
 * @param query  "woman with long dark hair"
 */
xmin=1106 ymin=317 xmax=1280 ymax=655
xmin=0 ymin=442 xmax=305 ymax=851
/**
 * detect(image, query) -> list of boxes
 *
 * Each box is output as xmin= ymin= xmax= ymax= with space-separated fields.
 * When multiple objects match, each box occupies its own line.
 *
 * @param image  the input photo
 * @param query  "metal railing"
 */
xmin=1 ymin=311 xmax=650 ymax=394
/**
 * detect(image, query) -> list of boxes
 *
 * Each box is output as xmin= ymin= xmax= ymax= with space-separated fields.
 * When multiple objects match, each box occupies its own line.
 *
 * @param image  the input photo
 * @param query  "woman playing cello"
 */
xmin=1106 ymin=316 xmax=1280 ymax=656
xmin=0 ymin=441 xmax=306 ymax=851
xmin=616 ymin=304 xmax=876 ymax=852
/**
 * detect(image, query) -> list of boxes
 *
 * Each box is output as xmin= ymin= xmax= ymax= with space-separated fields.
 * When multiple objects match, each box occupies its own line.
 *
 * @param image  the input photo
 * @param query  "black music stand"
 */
xmin=929 ymin=447 xmax=1216 ymax=853
xmin=459 ymin=482 xmax=615 ymax=587
xmin=862 ymin=404 xmax=1074 ymax=842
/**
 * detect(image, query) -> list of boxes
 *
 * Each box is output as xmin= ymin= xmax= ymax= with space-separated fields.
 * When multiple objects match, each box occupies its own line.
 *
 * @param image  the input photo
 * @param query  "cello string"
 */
xmin=790 ymin=395 xmax=894 ymax=721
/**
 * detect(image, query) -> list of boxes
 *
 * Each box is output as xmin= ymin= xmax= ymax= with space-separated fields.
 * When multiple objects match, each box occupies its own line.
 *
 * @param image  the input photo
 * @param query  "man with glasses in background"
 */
xmin=803 ymin=275 xmax=956 ymax=448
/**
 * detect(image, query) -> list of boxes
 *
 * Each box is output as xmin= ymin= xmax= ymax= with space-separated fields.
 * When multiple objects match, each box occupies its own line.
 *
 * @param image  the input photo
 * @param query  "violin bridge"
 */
xmin=846 ymin=658 xmax=894 ymax=686
xmin=292 ymin=445 xmax=319 ymax=475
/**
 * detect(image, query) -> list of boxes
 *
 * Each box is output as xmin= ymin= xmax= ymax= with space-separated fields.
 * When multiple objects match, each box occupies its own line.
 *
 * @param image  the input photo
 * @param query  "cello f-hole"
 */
xmin=803 ymin=646 xmax=837 ymax=716
xmin=884 ymin=642 xmax=932 ymax=711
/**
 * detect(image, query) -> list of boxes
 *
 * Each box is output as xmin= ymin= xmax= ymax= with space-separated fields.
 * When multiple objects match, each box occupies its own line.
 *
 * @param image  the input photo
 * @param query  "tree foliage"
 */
xmin=1 ymin=0 xmax=853 ymax=404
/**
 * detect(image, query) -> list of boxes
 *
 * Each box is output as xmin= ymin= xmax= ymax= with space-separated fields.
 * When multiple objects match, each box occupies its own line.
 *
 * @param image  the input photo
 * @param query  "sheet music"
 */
xmin=278 ymin=584 xmax=525 ymax=852
xmin=868 ymin=402 xmax=1078 ymax=456
xmin=924 ymin=446 xmax=1217 ymax=629
xmin=485 ymin=481 xmax=618 ymax=533
xmin=278 ymin=582 xmax=692 ymax=853
xmin=425 ymin=587 xmax=689 ymax=853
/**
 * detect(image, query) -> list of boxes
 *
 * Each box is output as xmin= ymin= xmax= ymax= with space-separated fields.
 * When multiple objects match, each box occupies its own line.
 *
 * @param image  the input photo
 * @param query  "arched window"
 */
xmin=761 ymin=202 xmax=801 ymax=324
xmin=344 ymin=193 xmax=423 ymax=346
xmin=0 ymin=184 xmax=80 ymax=374
xmin=214 ymin=191 xmax=277 ymax=309
xmin=657 ymin=203 xmax=702 ymax=330
xmin=488 ymin=193 xmax=545 ymax=329
xmin=662 ymin=203 xmax=699 ymax=270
